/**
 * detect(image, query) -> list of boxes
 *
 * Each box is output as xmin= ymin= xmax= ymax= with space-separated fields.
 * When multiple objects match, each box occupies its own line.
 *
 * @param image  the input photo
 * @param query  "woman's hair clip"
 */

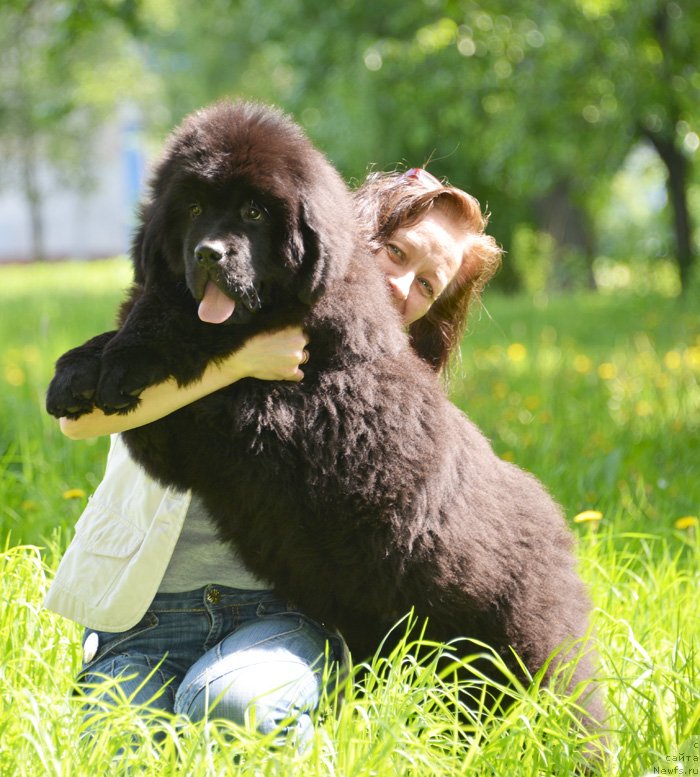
xmin=402 ymin=168 xmax=443 ymax=188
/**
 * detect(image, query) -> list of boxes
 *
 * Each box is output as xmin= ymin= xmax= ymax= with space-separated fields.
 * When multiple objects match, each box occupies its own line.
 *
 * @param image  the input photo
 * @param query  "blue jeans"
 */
xmin=78 ymin=586 xmax=347 ymax=747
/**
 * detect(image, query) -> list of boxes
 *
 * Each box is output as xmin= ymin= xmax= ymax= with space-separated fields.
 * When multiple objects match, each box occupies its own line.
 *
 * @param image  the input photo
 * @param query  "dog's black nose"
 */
xmin=195 ymin=241 xmax=224 ymax=265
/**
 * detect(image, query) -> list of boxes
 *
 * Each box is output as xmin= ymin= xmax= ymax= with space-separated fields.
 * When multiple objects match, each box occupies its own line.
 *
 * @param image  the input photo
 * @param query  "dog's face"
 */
xmin=179 ymin=181 xmax=290 ymax=325
xmin=133 ymin=100 xmax=358 ymax=325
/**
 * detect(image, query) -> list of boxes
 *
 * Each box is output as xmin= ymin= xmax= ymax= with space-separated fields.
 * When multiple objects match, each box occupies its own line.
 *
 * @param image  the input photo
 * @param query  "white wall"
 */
xmin=0 ymin=113 xmax=146 ymax=262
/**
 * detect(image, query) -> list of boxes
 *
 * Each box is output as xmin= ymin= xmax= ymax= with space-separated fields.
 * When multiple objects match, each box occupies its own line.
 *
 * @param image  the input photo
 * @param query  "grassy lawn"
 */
xmin=0 ymin=258 xmax=698 ymax=775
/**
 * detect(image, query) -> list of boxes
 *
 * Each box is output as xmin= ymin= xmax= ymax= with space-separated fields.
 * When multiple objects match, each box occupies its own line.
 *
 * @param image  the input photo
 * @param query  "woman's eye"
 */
xmin=418 ymin=277 xmax=434 ymax=298
xmin=242 ymin=201 xmax=265 ymax=221
xmin=189 ymin=203 xmax=202 ymax=219
xmin=387 ymin=244 xmax=404 ymax=262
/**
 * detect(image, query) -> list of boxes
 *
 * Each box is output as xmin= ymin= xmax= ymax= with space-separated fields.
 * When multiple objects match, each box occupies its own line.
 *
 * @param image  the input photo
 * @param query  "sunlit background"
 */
xmin=1 ymin=6 xmax=699 ymax=773
xmin=1 ymin=0 xmax=698 ymax=297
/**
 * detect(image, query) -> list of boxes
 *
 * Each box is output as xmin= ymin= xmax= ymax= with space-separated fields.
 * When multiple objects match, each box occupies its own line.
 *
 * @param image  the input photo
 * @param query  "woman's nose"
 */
xmin=387 ymin=272 xmax=414 ymax=301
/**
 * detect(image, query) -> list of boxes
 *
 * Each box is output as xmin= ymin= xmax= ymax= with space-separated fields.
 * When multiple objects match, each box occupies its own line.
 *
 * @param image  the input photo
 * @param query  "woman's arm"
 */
xmin=59 ymin=327 xmax=308 ymax=440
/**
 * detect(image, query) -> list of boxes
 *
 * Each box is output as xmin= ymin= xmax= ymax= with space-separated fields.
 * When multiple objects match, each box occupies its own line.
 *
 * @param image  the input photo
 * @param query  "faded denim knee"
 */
xmin=173 ymin=612 xmax=337 ymax=748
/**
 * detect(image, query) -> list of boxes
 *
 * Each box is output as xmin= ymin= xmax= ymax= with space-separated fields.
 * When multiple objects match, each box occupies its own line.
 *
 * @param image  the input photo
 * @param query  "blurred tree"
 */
xmin=137 ymin=1 xmax=529 ymax=289
xmin=213 ymin=0 xmax=696 ymax=292
xmin=301 ymin=0 xmax=698 ymax=290
xmin=12 ymin=0 xmax=695 ymax=290
xmin=625 ymin=0 xmax=698 ymax=292
xmin=0 ymin=0 xmax=151 ymax=260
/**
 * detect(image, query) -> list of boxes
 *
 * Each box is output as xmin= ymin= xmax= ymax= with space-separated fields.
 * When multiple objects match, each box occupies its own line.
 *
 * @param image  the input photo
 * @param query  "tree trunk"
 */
xmin=20 ymin=133 xmax=45 ymax=262
xmin=535 ymin=181 xmax=597 ymax=291
xmin=643 ymin=129 xmax=694 ymax=293
xmin=645 ymin=5 xmax=696 ymax=293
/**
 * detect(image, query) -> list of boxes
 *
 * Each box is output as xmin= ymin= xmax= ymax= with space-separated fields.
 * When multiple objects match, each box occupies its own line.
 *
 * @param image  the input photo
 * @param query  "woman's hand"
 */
xmin=227 ymin=326 xmax=309 ymax=382
xmin=59 ymin=326 xmax=309 ymax=439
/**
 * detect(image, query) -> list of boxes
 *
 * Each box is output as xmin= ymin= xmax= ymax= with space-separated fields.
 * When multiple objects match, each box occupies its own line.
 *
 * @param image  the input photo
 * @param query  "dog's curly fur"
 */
xmin=47 ymin=100 xmax=603 ymax=724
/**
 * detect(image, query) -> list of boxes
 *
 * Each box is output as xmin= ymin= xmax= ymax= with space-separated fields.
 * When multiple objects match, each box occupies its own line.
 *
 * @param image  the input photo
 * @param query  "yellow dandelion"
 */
xmin=488 ymin=345 xmax=504 ymax=361
xmin=635 ymin=400 xmax=653 ymax=417
xmin=22 ymin=345 xmax=41 ymax=364
xmin=684 ymin=346 xmax=700 ymax=369
xmin=587 ymin=432 xmax=607 ymax=451
xmin=507 ymin=343 xmax=527 ymax=363
xmin=4 ymin=365 xmax=25 ymax=387
xmin=664 ymin=351 xmax=682 ymax=370
xmin=525 ymin=395 xmax=540 ymax=411
xmin=492 ymin=381 xmax=508 ymax=400
xmin=501 ymin=451 xmax=515 ymax=462
xmin=573 ymin=354 xmax=592 ymax=374
xmin=573 ymin=510 xmax=603 ymax=525
xmin=597 ymin=362 xmax=617 ymax=380
xmin=674 ymin=516 xmax=698 ymax=531
xmin=62 ymin=488 xmax=87 ymax=500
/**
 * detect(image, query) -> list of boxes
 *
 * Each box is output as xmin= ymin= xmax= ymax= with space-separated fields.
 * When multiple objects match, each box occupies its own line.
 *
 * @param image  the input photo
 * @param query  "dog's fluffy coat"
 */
xmin=47 ymin=100 xmax=602 ymax=723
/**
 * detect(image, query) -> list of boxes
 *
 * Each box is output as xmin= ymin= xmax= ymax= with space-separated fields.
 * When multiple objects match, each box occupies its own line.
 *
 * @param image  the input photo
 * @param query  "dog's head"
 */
xmin=133 ymin=100 xmax=357 ymax=324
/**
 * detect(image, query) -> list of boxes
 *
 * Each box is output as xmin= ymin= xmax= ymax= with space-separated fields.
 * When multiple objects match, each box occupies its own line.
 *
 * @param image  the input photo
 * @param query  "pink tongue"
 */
xmin=197 ymin=281 xmax=236 ymax=324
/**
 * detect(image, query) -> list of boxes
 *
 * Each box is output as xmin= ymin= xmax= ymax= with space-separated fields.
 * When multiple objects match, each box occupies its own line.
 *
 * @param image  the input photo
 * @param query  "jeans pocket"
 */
xmin=255 ymin=594 xmax=292 ymax=618
xmin=78 ymin=611 xmax=160 ymax=680
xmin=285 ymin=610 xmax=349 ymax=667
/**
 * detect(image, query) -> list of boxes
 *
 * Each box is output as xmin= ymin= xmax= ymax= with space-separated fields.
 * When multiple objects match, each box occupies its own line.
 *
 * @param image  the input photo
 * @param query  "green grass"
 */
xmin=1 ymin=259 xmax=698 ymax=775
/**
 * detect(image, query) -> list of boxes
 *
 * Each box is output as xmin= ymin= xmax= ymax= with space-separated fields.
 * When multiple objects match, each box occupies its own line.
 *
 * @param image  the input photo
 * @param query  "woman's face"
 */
xmin=376 ymin=208 xmax=469 ymax=325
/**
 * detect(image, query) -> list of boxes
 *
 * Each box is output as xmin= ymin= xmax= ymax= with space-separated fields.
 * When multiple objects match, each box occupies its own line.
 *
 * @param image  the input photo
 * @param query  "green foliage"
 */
xmin=0 ymin=1 xmax=158 ymax=202
xmin=4 ymin=1 xmax=699 ymax=284
xmin=133 ymin=0 xmax=699 ymax=289
xmin=0 ymin=259 xmax=130 ymax=544
xmin=0 ymin=259 xmax=698 ymax=774
xmin=2 ymin=535 xmax=698 ymax=775
xmin=454 ymin=288 xmax=699 ymax=531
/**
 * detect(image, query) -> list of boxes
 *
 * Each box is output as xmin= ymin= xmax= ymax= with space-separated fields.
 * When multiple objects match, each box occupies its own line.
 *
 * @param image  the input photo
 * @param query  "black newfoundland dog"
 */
xmin=47 ymin=100 xmax=603 ymax=725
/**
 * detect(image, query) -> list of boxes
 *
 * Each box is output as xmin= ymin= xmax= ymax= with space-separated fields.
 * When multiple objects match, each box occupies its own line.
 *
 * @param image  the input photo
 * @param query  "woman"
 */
xmin=47 ymin=168 xmax=501 ymax=746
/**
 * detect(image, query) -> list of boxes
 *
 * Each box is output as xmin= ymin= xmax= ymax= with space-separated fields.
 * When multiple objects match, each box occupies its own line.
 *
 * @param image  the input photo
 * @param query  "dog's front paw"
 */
xmin=46 ymin=353 xmax=102 ymax=419
xmin=94 ymin=350 xmax=169 ymax=415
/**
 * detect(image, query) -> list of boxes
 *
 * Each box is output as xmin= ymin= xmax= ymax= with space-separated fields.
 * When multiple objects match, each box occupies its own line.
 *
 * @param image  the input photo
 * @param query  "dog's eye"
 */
xmin=189 ymin=204 xmax=202 ymax=219
xmin=242 ymin=202 xmax=266 ymax=222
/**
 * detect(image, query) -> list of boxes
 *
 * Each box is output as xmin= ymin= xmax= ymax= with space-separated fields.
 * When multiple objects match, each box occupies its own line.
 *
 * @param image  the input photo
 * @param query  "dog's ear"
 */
xmin=292 ymin=171 xmax=357 ymax=306
xmin=130 ymin=204 xmax=150 ymax=286
xmin=130 ymin=200 xmax=168 ymax=287
xmin=295 ymin=200 xmax=336 ymax=305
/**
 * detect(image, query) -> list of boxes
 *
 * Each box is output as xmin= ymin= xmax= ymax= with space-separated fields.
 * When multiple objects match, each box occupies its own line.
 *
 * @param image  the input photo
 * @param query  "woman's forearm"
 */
xmin=59 ymin=360 xmax=247 ymax=439
xmin=58 ymin=326 xmax=308 ymax=440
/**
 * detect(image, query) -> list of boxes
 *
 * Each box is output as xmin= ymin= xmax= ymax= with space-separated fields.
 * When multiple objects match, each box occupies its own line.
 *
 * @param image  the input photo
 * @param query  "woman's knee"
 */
xmin=80 ymin=654 xmax=177 ymax=714
xmin=173 ymin=649 xmax=321 ymax=729
xmin=174 ymin=611 xmax=345 ymax=743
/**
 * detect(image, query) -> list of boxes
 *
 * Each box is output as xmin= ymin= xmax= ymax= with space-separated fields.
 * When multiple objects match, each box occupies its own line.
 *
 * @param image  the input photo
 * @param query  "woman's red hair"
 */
xmin=354 ymin=170 xmax=502 ymax=374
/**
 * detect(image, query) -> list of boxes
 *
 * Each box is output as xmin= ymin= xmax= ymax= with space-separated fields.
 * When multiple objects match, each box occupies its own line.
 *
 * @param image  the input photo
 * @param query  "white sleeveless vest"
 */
xmin=44 ymin=435 xmax=191 ymax=632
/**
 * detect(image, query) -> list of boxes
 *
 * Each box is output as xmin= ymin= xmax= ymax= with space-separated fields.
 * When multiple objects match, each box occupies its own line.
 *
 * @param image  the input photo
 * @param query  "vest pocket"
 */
xmin=70 ymin=499 xmax=146 ymax=607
